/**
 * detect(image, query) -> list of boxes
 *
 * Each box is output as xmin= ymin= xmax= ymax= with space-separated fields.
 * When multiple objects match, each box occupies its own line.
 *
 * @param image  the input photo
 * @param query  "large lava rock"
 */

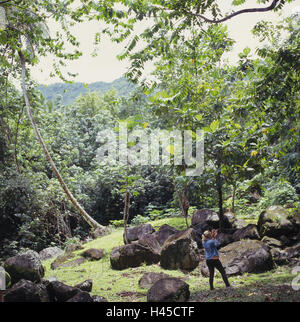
xmin=124 ymin=224 xmax=155 ymax=243
xmin=160 ymin=228 xmax=200 ymax=271
xmin=201 ymin=240 xmax=274 ymax=276
xmin=270 ymin=243 xmax=300 ymax=265
xmin=147 ymin=277 xmax=190 ymax=302
xmin=46 ymin=280 xmax=81 ymax=302
xmin=153 ymin=224 xmax=178 ymax=246
xmin=138 ymin=234 xmax=161 ymax=256
xmin=39 ymin=247 xmax=63 ymax=261
xmin=4 ymin=250 xmax=45 ymax=284
xmin=4 ymin=279 xmax=49 ymax=302
xmin=81 ymin=248 xmax=106 ymax=261
xmin=66 ymin=291 xmax=94 ymax=302
xmin=191 ymin=209 xmax=231 ymax=229
xmin=232 ymin=224 xmax=260 ymax=242
xmin=74 ymin=279 xmax=93 ymax=292
xmin=257 ymin=205 xmax=297 ymax=238
xmin=139 ymin=272 xmax=170 ymax=289
xmin=110 ymin=243 xmax=160 ymax=270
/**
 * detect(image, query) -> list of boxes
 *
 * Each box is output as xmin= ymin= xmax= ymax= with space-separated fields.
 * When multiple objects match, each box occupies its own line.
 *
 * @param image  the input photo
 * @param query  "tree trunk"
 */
xmin=176 ymin=189 xmax=190 ymax=228
xmin=18 ymin=51 xmax=105 ymax=232
xmin=216 ymin=151 xmax=225 ymax=232
xmin=232 ymin=182 xmax=236 ymax=213
xmin=123 ymin=165 xmax=130 ymax=244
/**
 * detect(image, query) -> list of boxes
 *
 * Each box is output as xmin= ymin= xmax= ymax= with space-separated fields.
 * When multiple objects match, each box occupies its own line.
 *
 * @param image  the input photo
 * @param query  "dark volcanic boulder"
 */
xmin=46 ymin=280 xmax=80 ymax=302
xmin=201 ymin=240 xmax=274 ymax=276
xmin=125 ymin=224 xmax=155 ymax=243
xmin=110 ymin=243 xmax=160 ymax=270
xmin=39 ymin=247 xmax=63 ymax=261
xmin=258 ymin=205 xmax=296 ymax=238
xmin=232 ymin=219 xmax=248 ymax=230
xmin=192 ymin=209 xmax=219 ymax=227
xmin=232 ymin=224 xmax=260 ymax=242
xmin=74 ymin=279 xmax=93 ymax=292
xmin=191 ymin=209 xmax=231 ymax=229
xmin=147 ymin=278 xmax=190 ymax=302
xmin=153 ymin=224 xmax=178 ymax=246
xmin=215 ymin=232 xmax=234 ymax=248
xmin=261 ymin=236 xmax=283 ymax=248
xmin=139 ymin=272 xmax=170 ymax=289
xmin=160 ymin=228 xmax=200 ymax=271
xmin=66 ymin=291 xmax=94 ymax=302
xmin=81 ymin=248 xmax=106 ymax=261
xmin=270 ymin=243 xmax=300 ymax=265
xmin=4 ymin=279 xmax=49 ymax=302
xmin=4 ymin=250 xmax=45 ymax=284
xmin=138 ymin=234 xmax=161 ymax=255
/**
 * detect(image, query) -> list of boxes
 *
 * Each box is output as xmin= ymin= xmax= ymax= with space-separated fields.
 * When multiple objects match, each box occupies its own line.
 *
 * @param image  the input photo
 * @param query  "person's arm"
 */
xmin=213 ymin=239 xmax=220 ymax=247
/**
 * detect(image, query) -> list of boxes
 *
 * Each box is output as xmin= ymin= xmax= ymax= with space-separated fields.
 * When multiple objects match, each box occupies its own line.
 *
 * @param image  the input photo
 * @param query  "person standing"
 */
xmin=202 ymin=229 xmax=230 ymax=290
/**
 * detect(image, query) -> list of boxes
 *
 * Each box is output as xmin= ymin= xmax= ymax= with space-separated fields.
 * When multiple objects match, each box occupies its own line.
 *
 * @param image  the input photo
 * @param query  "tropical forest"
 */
xmin=0 ymin=0 xmax=300 ymax=305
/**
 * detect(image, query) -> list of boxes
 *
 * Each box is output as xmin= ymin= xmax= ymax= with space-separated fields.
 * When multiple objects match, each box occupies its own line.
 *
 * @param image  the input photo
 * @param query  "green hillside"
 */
xmin=37 ymin=77 xmax=135 ymax=105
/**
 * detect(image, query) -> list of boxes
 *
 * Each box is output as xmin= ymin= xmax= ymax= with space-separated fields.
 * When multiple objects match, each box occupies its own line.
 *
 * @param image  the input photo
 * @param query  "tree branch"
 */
xmin=0 ymin=0 xmax=12 ymax=5
xmin=183 ymin=0 xmax=281 ymax=24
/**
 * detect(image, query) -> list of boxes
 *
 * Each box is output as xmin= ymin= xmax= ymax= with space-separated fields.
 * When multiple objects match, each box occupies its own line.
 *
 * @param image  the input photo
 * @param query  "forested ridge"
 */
xmin=37 ymin=77 xmax=135 ymax=105
xmin=0 ymin=0 xmax=300 ymax=303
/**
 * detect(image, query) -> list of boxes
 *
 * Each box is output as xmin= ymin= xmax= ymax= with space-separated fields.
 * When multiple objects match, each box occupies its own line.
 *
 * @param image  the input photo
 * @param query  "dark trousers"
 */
xmin=206 ymin=259 xmax=230 ymax=290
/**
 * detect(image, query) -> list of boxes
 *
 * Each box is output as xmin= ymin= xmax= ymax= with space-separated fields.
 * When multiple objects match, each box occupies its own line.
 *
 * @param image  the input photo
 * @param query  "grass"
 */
xmin=42 ymin=216 xmax=300 ymax=302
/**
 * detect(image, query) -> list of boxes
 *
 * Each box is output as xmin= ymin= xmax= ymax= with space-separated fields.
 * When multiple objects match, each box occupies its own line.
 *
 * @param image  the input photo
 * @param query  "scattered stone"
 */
xmin=110 ymin=243 xmax=160 ymax=270
xmin=261 ymin=236 xmax=283 ymax=248
xmin=191 ymin=209 xmax=231 ymax=229
xmin=66 ymin=291 xmax=93 ymax=302
xmin=215 ymin=232 xmax=233 ymax=248
xmin=53 ymin=257 xmax=86 ymax=269
xmin=125 ymin=224 xmax=155 ymax=243
xmin=271 ymin=243 xmax=300 ymax=265
xmin=139 ymin=272 xmax=170 ymax=289
xmin=81 ymin=248 xmax=106 ymax=261
xmin=258 ymin=205 xmax=296 ymax=238
xmin=153 ymin=224 xmax=178 ymax=246
xmin=232 ymin=224 xmax=260 ymax=242
xmin=147 ymin=278 xmax=190 ymax=302
xmin=201 ymin=240 xmax=274 ymax=276
xmin=160 ymin=228 xmax=200 ymax=271
xmin=232 ymin=218 xmax=248 ymax=230
xmin=138 ymin=234 xmax=161 ymax=255
xmin=4 ymin=279 xmax=49 ymax=302
xmin=74 ymin=279 xmax=93 ymax=292
xmin=39 ymin=247 xmax=63 ymax=261
xmin=4 ymin=250 xmax=45 ymax=284
xmin=46 ymin=280 xmax=80 ymax=302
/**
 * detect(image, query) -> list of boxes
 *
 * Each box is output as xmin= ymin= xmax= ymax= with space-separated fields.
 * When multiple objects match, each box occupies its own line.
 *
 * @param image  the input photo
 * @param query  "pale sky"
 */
xmin=31 ymin=1 xmax=300 ymax=85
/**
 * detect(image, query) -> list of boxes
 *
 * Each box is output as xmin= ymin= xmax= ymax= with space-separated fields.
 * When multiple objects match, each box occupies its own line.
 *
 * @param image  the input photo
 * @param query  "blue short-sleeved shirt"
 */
xmin=202 ymin=238 xmax=219 ymax=260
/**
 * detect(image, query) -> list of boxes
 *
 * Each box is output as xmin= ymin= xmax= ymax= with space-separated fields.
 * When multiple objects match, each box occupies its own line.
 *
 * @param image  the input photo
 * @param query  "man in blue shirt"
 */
xmin=202 ymin=229 xmax=230 ymax=290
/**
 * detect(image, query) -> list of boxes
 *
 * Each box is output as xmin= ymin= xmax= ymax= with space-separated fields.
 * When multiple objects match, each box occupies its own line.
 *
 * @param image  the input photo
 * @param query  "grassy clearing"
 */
xmin=43 ymin=216 xmax=300 ymax=302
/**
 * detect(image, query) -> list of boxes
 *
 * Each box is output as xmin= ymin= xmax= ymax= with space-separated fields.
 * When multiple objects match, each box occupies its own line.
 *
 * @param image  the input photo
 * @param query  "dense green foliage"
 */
xmin=0 ymin=0 xmax=299 ymax=259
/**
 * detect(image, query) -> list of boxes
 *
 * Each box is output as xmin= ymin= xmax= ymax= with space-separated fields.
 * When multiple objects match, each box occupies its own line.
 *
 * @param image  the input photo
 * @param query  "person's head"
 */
xmin=202 ymin=230 xmax=211 ymax=242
